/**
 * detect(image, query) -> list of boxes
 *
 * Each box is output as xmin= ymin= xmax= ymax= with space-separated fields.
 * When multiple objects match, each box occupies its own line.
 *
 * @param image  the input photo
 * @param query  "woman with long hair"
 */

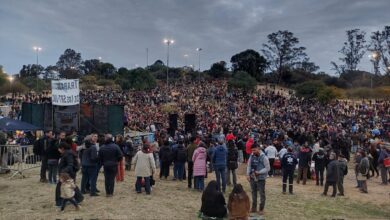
xmin=227 ymin=184 xmax=250 ymax=220
xmin=200 ymin=180 xmax=227 ymax=219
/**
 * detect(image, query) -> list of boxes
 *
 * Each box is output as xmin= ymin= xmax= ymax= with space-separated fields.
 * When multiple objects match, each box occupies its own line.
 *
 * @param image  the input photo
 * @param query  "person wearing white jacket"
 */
xmin=133 ymin=145 xmax=156 ymax=195
xmin=265 ymin=144 xmax=277 ymax=177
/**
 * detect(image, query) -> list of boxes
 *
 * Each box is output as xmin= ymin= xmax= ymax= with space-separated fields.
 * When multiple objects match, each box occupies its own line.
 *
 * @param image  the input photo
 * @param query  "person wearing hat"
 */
xmin=281 ymin=147 xmax=298 ymax=194
xmin=337 ymin=154 xmax=348 ymax=196
xmin=246 ymin=143 xmax=270 ymax=215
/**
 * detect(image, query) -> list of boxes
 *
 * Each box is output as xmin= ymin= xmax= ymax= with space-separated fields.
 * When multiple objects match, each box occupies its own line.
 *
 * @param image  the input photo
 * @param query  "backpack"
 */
xmin=227 ymin=147 xmax=238 ymax=170
xmin=359 ymin=159 xmax=368 ymax=175
xmin=176 ymin=147 xmax=187 ymax=162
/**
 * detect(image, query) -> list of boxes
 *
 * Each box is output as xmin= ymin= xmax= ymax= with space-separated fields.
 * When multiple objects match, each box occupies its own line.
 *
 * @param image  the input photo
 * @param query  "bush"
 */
xmin=295 ymin=81 xmax=325 ymax=99
xmin=228 ymin=71 xmax=257 ymax=91
xmin=119 ymin=68 xmax=157 ymax=91
xmin=346 ymin=87 xmax=390 ymax=99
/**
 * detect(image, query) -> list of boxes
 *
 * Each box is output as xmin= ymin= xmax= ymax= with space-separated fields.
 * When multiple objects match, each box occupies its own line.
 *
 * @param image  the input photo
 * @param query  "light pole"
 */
xmin=184 ymin=54 xmax=189 ymax=67
xmin=196 ymin=48 xmax=202 ymax=80
xmin=369 ymin=51 xmax=379 ymax=89
xmin=164 ymin=38 xmax=174 ymax=87
xmin=33 ymin=46 xmax=42 ymax=92
xmin=8 ymin=75 xmax=14 ymax=98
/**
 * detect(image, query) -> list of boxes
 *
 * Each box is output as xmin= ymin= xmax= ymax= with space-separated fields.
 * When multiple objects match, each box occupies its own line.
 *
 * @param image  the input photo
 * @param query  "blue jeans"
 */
xmin=136 ymin=176 xmax=151 ymax=194
xmin=214 ymin=166 xmax=226 ymax=192
xmin=81 ymin=165 xmax=98 ymax=194
xmin=351 ymin=145 xmax=358 ymax=153
xmin=175 ymin=162 xmax=185 ymax=180
xmin=48 ymin=163 xmax=58 ymax=184
xmin=194 ymin=176 xmax=205 ymax=190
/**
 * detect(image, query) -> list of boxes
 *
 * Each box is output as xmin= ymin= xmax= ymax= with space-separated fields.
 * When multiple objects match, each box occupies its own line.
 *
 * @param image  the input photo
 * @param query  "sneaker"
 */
xmin=90 ymin=193 xmax=100 ymax=197
xmin=258 ymin=210 xmax=265 ymax=216
xmin=337 ymin=193 xmax=344 ymax=196
xmin=250 ymin=207 xmax=257 ymax=213
xmin=282 ymin=191 xmax=286 ymax=194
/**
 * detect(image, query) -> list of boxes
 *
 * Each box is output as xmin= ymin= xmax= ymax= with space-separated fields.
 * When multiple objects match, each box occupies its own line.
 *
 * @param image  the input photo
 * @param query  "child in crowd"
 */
xmin=59 ymin=173 xmax=80 ymax=212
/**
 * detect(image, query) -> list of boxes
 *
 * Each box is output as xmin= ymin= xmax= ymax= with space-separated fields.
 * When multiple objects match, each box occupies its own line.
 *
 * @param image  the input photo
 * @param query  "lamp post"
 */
xmin=33 ymin=46 xmax=42 ymax=92
xmin=8 ymin=75 xmax=14 ymax=98
xmin=196 ymin=48 xmax=202 ymax=81
xmin=369 ymin=51 xmax=379 ymax=89
xmin=184 ymin=54 xmax=189 ymax=67
xmin=164 ymin=38 xmax=174 ymax=87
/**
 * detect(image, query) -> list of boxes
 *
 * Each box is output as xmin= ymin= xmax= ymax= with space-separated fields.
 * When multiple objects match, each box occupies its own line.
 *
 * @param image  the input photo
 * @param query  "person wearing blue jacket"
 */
xmin=281 ymin=147 xmax=298 ymax=194
xmin=213 ymin=138 xmax=227 ymax=193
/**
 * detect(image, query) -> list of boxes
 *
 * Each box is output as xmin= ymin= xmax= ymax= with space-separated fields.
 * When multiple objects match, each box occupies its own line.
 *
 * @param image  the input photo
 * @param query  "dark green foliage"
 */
xmin=230 ymin=49 xmax=267 ymax=80
xmin=117 ymin=68 xmax=156 ymax=91
xmin=228 ymin=71 xmax=257 ymax=91
xmin=209 ymin=61 xmax=227 ymax=78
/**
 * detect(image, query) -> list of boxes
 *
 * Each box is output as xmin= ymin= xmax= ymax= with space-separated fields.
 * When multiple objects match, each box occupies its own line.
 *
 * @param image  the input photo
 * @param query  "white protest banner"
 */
xmin=51 ymin=79 xmax=80 ymax=106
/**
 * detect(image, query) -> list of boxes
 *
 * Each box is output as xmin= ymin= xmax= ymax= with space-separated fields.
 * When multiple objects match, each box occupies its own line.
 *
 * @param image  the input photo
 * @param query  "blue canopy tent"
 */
xmin=0 ymin=117 xmax=41 ymax=132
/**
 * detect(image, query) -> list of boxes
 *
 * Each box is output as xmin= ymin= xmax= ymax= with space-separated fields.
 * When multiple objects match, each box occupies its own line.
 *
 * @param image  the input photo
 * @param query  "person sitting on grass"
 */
xmin=227 ymin=184 xmax=250 ymax=220
xmin=200 ymin=180 xmax=227 ymax=220
xmin=59 ymin=173 xmax=80 ymax=212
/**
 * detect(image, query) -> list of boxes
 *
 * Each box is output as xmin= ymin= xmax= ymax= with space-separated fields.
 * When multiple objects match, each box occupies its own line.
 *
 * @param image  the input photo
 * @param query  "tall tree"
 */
xmin=101 ymin=62 xmax=116 ymax=78
xmin=209 ymin=61 xmax=227 ymax=78
xmin=56 ymin=48 xmax=83 ymax=79
xmin=82 ymin=59 xmax=101 ymax=75
xmin=19 ymin=64 xmax=44 ymax=78
xmin=332 ymin=29 xmax=366 ymax=73
xmin=43 ymin=65 xmax=59 ymax=80
xmin=382 ymin=26 xmax=390 ymax=75
xmin=368 ymin=31 xmax=383 ymax=75
xmin=230 ymin=49 xmax=267 ymax=80
xmin=262 ymin=30 xmax=308 ymax=83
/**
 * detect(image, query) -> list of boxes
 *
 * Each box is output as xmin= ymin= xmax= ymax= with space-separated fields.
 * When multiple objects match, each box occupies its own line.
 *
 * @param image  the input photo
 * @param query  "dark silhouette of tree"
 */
xmin=209 ymin=61 xmax=227 ymax=78
xmin=262 ymin=30 xmax=308 ymax=83
xmin=19 ymin=64 xmax=44 ymax=78
xmin=56 ymin=48 xmax=83 ymax=79
xmin=230 ymin=49 xmax=267 ymax=81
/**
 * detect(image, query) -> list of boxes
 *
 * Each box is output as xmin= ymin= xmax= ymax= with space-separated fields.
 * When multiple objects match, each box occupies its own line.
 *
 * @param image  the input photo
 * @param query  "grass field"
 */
xmin=0 ymin=164 xmax=389 ymax=220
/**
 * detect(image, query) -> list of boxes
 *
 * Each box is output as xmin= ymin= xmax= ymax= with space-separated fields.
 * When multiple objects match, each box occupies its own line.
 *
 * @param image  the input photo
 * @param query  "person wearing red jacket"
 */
xmin=245 ymin=137 xmax=254 ymax=163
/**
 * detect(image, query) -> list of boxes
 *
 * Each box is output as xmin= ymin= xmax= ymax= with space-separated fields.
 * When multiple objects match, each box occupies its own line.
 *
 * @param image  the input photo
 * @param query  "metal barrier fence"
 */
xmin=0 ymin=145 xmax=41 ymax=178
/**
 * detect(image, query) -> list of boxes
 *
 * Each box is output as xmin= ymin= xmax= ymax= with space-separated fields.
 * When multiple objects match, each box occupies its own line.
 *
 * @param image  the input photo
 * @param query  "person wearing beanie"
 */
xmin=337 ymin=154 xmax=348 ymax=196
xmin=322 ymin=152 xmax=339 ymax=197
xmin=281 ymin=147 xmax=298 ymax=194
xmin=213 ymin=137 xmax=228 ymax=193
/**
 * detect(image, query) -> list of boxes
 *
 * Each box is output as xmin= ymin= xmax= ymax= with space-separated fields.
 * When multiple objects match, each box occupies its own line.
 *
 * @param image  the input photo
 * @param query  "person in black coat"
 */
xmin=297 ymin=143 xmax=312 ymax=185
xmin=80 ymin=136 xmax=99 ymax=196
xmin=200 ymin=180 xmax=227 ymax=219
xmin=33 ymin=130 xmax=54 ymax=182
xmin=46 ymin=139 xmax=61 ymax=184
xmin=159 ymin=141 xmax=172 ymax=179
xmin=281 ymin=147 xmax=298 ymax=194
xmin=322 ymin=152 xmax=339 ymax=197
xmin=55 ymin=142 xmax=83 ymax=207
xmin=226 ymin=140 xmax=238 ymax=186
xmin=312 ymin=148 xmax=327 ymax=186
xmin=98 ymin=134 xmax=123 ymax=197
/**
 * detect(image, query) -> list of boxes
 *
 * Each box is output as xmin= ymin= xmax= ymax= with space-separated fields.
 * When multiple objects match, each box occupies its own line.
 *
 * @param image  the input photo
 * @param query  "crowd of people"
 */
xmin=1 ymin=79 xmax=390 ymax=218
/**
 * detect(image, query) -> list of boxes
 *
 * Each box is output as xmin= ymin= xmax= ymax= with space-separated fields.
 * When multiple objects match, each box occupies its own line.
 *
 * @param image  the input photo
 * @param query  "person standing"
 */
xmin=246 ymin=143 xmax=270 ymax=216
xmin=133 ymin=144 xmax=156 ymax=195
xmin=281 ymin=147 xmax=298 ymax=194
xmin=312 ymin=148 xmax=327 ymax=186
xmin=358 ymin=151 xmax=369 ymax=193
xmin=213 ymin=138 xmax=228 ymax=193
xmin=115 ymin=135 xmax=126 ymax=182
xmin=297 ymin=143 xmax=311 ymax=185
xmin=46 ymin=137 xmax=61 ymax=184
xmin=159 ymin=141 xmax=172 ymax=179
xmin=80 ymin=136 xmax=99 ymax=196
xmin=192 ymin=142 xmax=207 ymax=191
xmin=337 ymin=154 xmax=348 ymax=196
xmin=98 ymin=134 xmax=123 ymax=197
xmin=33 ymin=130 xmax=54 ymax=183
xmin=377 ymin=144 xmax=389 ymax=185
xmin=173 ymin=139 xmax=187 ymax=181
xmin=226 ymin=139 xmax=238 ymax=186
xmin=265 ymin=141 xmax=277 ymax=177
xmin=322 ymin=152 xmax=339 ymax=197
xmin=186 ymin=136 xmax=197 ymax=188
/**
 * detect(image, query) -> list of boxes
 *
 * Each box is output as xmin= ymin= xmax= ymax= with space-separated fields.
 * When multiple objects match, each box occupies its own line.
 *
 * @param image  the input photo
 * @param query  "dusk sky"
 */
xmin=1 ymin=0 xmax=389 ymax=75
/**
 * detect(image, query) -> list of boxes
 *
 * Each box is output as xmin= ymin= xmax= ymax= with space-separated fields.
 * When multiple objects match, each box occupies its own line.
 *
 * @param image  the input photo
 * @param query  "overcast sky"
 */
xmin=1 ymin=0 xmax=389 ymax=75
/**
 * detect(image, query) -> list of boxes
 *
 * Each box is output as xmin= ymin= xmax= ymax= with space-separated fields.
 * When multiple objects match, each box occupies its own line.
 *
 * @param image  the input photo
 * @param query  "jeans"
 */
xmin=323 ymin=181 xmax=337 ymax=196
xmin=297 ymin=166 xmax=308 ymax=184
xmin=40 ymin=155 xmax=48 ymax=180
xmin=160 ymin=161 xmax=170 ymax=178
xmin=226 ymin=168 xmax=237 ymax=186
xmin=250 ymin=179 xmax=266 ymax=211
xmin=282 ymin=169 xmax=294 ymax=193
xmin=48 ymin=164 xmax=58 ymax=184
xmin=103 ymin=165 xmax=118 ymax=195
xmin=136 ymin=176 xmax=151 ymax=194
xmin=194 ymin=176 xmax=205 ymax=190
xmin=268 ymin=158 xmax=275 ymax=176
xmin=315 ymin=167 xmax=324 ymax=185
xmin=61 ymin=198 xmax=78 ymax=211
xmin=379 ymin=164 xmax=389 ymax=184
xmin=175 ymin=162 xmax=185 ymax=180
xmin=238 ymin=150 xmax=243 ymax=163
xmin=81 ymin=165 xmax=98 ymax=194
xmin=351 ymin=145 xmax=358 ymax=153
xmin=187 ymin=161 xmax=194 ymax=188
xmin=214 ymin=166 xmax=226 ymax=192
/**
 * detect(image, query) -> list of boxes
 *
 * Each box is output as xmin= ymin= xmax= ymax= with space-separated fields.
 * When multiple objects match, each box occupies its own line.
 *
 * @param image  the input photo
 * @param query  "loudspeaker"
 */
xmin=169 ymin=114 xmax=178 ymax=130
xmin=185 ymin=114 xmax=196 ymax=134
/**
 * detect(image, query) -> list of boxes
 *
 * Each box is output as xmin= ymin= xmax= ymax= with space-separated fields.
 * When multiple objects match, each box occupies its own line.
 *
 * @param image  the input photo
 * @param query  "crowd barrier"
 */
xmin=0 ymin=145 xmax=41 ymax=178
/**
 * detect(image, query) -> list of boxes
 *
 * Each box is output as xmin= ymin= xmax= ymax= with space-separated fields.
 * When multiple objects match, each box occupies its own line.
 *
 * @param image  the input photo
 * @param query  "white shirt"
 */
xmin=265 ymin=145 xmax=277 ymax=159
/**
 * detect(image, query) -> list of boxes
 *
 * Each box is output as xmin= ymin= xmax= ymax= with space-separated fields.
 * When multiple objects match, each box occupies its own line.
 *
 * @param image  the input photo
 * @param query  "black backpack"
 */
xmin=227 ymin=147 xmax=238 ymax=170
xmin=176 ymin=147 xmax=187 ymax=162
